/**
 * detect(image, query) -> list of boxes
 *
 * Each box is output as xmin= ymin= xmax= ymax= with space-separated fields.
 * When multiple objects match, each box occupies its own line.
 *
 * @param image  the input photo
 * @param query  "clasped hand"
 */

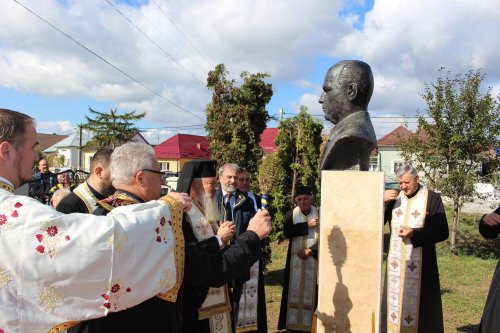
xmin=217 ymin=221 xmax=236 ymax=243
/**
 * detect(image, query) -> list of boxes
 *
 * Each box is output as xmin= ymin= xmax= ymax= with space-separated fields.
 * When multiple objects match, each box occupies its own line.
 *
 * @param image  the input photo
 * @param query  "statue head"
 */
xmin=319 ymin=60 xmax=374 ymax=125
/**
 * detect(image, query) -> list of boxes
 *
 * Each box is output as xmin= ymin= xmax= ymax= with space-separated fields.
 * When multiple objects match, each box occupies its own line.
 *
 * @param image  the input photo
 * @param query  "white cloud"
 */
xmin=36 ymin=120 xmax=75 ymax=134
xmin=0 ymin=0 xmax=499 ymax=138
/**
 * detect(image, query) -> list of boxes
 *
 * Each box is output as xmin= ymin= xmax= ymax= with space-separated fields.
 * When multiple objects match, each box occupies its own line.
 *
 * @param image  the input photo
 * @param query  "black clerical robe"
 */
xmin=384 ymin=188 xmax=449 ymax=333
xmin=56 ymin=182 xmax=104 ymax=214
xmin=478 ymin=206 xmax=500 ymax=333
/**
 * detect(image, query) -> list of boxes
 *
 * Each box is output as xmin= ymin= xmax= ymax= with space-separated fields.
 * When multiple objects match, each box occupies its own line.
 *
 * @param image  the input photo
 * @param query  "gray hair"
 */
xmin=396 ymin=164 xmax=418 ymax=178
xmin=110 ymin=142 xmax=157 ymax=186
xmin=218 ymin=163 xmax=241 ymax=177
xmin=52 ymin=188 xmax=70 ymax=199
xmin=51 ymin=188 xmax=71 ymax=207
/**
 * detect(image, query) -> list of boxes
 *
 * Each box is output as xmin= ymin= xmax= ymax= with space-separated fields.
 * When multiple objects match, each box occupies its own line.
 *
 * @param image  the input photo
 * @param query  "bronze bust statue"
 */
xmin=319 ymin=60 xmax=377 ymax=171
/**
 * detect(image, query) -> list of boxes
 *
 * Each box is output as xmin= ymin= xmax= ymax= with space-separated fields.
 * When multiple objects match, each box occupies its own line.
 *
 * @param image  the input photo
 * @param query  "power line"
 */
xmin=13 ymin=0 xmax=204 ymax=121
xmin=131 ymin=3 xmax=211 ymax=78
xmin=139 ymin=124 xmax=206 ymax=130
xmin=104 ymin=0 xmax=205 ymax=85
xmin=151 ymin=0 xmax=213 ymax=69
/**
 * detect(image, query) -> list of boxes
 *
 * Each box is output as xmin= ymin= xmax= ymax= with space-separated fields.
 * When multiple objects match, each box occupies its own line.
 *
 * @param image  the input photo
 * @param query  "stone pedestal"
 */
xmin=316 ymin=171 xmax=384 ymax=333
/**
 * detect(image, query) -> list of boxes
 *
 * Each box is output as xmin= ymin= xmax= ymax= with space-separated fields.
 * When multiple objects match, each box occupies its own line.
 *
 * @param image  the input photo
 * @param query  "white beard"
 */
xmin=201 ymin=193 xmax=219 ymax=222
xmin=221 ymin=183 xmax=236 ymax=193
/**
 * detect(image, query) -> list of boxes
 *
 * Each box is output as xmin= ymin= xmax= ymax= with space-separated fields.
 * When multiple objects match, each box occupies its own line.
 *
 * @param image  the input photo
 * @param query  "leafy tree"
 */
xmin=206 ymin=64 xmax=272 ymax=174
xmin=260 ymin=107 xmax=323 ymax=241
xmin=82 ymin=108 xmax=145 ymax=149
xmin=397 ymin=68 xmax=500 ymax=255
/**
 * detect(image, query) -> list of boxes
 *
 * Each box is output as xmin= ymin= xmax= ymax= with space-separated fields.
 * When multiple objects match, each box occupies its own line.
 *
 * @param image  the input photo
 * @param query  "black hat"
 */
xmin=294 ymin=185 xmax=312 ymax=198
xmin=176 ymin=159 xmax=217 ymax=194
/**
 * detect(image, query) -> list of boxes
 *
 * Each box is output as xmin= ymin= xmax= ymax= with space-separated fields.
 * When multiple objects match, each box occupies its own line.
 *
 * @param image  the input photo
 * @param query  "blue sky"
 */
xmin=1 ymin=0 xmax=499 ymax=144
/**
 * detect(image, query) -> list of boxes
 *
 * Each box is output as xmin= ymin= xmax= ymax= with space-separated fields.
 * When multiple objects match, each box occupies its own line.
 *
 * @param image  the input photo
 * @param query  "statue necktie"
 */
xmin=224 ymin=194 xmax=233 ymax=221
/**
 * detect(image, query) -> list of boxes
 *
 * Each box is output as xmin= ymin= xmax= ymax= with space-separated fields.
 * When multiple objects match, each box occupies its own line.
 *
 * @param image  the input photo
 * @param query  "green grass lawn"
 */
xmin=264 ymin=240 xmax=497 ymax=333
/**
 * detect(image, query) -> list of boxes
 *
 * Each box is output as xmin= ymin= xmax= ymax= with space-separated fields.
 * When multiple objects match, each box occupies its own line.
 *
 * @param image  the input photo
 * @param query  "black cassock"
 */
xmin=478 ymin=206 xmax=500 ymax=333
xmin=383 ymin=188 xmax=449 ymax=333
xmin=68 ymin=192 xmax=262 ymax=333
xmin=181 ymin=215 xmax=262 ymax=333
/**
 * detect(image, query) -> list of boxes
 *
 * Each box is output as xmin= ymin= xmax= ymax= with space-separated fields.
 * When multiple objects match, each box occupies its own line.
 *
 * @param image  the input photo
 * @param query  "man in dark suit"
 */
xmin=215 ymin=163 xmax=268 ymax=333
xmin=319 ymin=60 xmax=377 ymax=171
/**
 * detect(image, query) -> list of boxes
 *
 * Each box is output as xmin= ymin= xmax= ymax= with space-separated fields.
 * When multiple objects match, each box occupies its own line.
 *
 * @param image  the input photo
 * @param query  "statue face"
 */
xmin=318 ymin=65 xmax=345 ymax=125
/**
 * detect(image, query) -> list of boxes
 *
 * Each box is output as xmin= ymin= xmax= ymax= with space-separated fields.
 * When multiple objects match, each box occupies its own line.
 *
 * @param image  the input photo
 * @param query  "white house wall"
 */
xmin=378 ymin=147 xmax=405 ymax=181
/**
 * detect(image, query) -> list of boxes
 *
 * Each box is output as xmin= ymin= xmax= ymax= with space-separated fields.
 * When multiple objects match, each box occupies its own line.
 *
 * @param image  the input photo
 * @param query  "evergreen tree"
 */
xmin=398 ymin=68 xmax=500 ymax=255
xmin=206 ymin=64 xmax=272 ymax=174
xmin=260 ymin=107 xmax=323 ymax=241
xmin=82 ymin=108 xmax=145 ymax=149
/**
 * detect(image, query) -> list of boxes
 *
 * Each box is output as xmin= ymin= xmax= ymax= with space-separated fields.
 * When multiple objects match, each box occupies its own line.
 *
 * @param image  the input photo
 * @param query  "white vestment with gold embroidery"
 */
xmin=387 ymin=186 xmax=428 ymax=333
xmin=0 ymin=187 xmax=183 ymax=333
xmin=286 ymin=205 xmax=318 ymax=331
xmin=186 ymin=202 xmax=232 ymax=333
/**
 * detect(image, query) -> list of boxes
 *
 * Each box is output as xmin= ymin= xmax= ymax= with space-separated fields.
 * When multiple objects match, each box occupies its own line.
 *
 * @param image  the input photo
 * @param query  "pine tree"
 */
xmin=82 ymin=108 xmax=145 ymax=149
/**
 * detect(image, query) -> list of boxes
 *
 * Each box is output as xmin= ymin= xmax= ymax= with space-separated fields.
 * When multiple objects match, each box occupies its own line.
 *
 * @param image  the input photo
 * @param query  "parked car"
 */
xmin=474 ymin=182 xmax=496 ymax=200
xmin=385 ymin=182 xmax=400 ymax=190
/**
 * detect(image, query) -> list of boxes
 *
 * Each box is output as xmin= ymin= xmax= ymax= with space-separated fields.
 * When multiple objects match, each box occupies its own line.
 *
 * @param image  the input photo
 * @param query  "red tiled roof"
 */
xmin=154 ymin=134 xmax=210 ymax=159
xmin=377 ymin=125 xmax=430 ymax=146
xmin=260 ymin=128 xmax=278 ymax=153
xmin=155 ymin=128 xmax=279 ymax=159
xmin=377 ymin=125 xmax=413 ymax=146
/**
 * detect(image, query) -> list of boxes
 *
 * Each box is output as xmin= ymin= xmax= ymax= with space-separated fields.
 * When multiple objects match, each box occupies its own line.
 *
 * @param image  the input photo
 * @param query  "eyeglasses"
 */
xmin=141 ymin=169 xmax=164 ymax=177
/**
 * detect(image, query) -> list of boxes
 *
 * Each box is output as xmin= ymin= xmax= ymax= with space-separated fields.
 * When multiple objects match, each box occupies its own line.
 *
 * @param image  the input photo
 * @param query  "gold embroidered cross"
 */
xmin=395 ymin=209 xmax=403 ymax=218
xmin=391 ymin=312 xmax=397 ymax=322
xmin=391 ymin=259 xmax=399 ymax=270
xmin=411 ymin=209 xmax=421 ymax=218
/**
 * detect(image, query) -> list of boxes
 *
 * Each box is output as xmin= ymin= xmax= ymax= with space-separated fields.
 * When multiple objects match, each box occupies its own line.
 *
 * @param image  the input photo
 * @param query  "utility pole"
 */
xmin=290 ymin=124 xmax=301 ymax=207
xmin=78 ymin=124 xmax=83 ymax=170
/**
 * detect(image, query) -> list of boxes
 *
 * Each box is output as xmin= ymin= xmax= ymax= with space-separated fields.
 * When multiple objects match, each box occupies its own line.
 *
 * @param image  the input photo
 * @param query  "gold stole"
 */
xmin=186 ymin=203 xmax=232 ymax=333
xmin=286 ymin=206 xmax=319 ymax=331
xmin=235 ymin=260 xmax=259 ymax=333
xmin=73 ymin=182 xmax=99 ymax=213
xmin=0 ymin=180 xmax=14 ymax=194
xmin=387 ymin=187 xmax=428 ymax=333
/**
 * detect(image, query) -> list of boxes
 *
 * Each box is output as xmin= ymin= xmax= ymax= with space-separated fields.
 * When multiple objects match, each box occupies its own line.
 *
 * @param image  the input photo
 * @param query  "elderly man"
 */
xmin=51 ymin=188 xmax=71 ymax=208
xmin=0 ymin=108 xmax=190 ymax=333
xmin=177 ymin=159 xmax=271 ymax=333
xmin=29 ymin=158 xmax=57 ymax=203
xmin=216 ymin=163 xmax=267 ymax=332
xmin=57 ymin=148 xmax=114 ymax=213
xmin=49 ymin=170 xmax=77 ymax=194
xmin=278 ymin=185 xmax=319 ymax=332
xmin=318 ymin=60 xmax=377 ymax=171
xmin=384 ymin=164 xmax=449 ymax=333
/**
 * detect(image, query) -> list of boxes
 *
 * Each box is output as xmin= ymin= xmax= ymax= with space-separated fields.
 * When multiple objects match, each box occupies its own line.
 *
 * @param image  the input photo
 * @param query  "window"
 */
xmin=393 ymin=161 xmax=404 ymax=174
xmin=160 ymin=162 xmax=170 ymax=171
xmin=369 ymin=156 xmax=379 ymax=171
